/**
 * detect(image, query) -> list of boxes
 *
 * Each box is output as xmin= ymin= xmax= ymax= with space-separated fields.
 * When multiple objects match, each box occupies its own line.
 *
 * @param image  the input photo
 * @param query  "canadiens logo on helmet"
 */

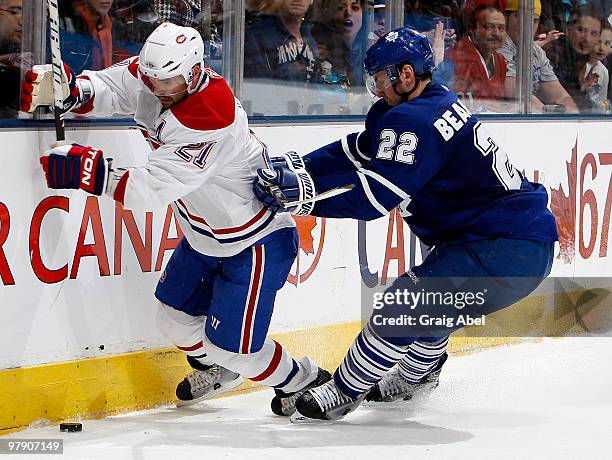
xmin=138 ymin=23 xmax=205 ymax=95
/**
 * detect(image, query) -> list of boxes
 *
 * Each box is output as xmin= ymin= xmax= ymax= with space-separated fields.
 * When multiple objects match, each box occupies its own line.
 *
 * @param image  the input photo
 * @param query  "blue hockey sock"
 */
xmin=333 ymin=323 xmax=410 ymax=399
xmin=397 ymin=336 xmax=449 ymax=383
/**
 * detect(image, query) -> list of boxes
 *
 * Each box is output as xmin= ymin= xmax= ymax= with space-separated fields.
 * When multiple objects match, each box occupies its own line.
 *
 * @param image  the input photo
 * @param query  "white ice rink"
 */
xmin=6 ymin=337 xmax=612 ymax=460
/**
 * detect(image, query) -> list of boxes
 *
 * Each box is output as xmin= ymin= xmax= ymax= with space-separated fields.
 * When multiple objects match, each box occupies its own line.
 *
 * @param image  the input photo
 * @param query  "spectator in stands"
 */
xmin=544 ymin=4 xmax=604 ymax=112
xmin=311 ymin=0 xmax=367 ymax=87
xmin=499 ymin=0 xmax=579 ymax=113
xmin=153 ymin=0 xmax=201 ymax=28
xmin=370 ymin=0 xmax=385 ymax=42
xmin=446 ymin=4 xmax=507 ymax=104
xmin=584 ymin=24 xmax=611 ymax=111
xmin=0 ymin=0 xmax=20 ymax=52
xmin=0 ymin=0 xmax=23 ymax=117
xmin=61 ymin=0 xmax=116 ymax=73
xmin=244 ymin=0 xmax=320 ymax=83
xmin=460 ymin=0 xmax=503 ymax=36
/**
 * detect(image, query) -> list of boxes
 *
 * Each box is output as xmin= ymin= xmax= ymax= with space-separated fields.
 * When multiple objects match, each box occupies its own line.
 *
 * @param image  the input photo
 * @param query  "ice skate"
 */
xmin=365 ymin=352 xmax=448 ymax=405
xmin=270 ymin=367 xmax=332 ymax=416
xmin=290 ymin=380 xmax=365 ymax=422
xmin=176 ymin=362 xmax=244 ymax=407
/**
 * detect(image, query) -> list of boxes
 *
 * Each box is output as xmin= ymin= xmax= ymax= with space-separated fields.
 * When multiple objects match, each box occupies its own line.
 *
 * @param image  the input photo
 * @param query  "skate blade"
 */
xmin=361 ymin=399 xmax=417 ymax=410
xmin=362 ymin=391 xmax=434 ymax=410
xmin=176 ymin=376 xmax=245 ymax=407
xmin=289 ymin=411 xmax=335 ymax=424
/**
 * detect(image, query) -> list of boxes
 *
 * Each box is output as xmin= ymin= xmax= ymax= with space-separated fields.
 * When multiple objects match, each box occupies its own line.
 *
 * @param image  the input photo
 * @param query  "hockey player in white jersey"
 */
xmin=22 ymin=22 xmax=330 ymax=414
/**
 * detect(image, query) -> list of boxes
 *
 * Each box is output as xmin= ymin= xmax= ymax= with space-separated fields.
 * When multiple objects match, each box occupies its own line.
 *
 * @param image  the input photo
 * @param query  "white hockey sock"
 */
xmin=202 ymin=336 xmax=318 ymax=392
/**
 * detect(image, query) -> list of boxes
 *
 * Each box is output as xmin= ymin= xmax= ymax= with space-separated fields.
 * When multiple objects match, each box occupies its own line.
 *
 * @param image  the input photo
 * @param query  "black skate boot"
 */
xmin=176 ymin=356 xmax=244 ymax=407
xmin=291 ymin=379 xmax=365 ymax=422
xmin=365 ymin=352 xmax=448 ymax=404
xmin=270 ymin=367 xmax=332 ymax=416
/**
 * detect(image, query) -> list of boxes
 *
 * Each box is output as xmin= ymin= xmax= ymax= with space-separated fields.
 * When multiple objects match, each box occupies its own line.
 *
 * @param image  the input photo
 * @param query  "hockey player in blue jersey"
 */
xmin=253 ymin=27 xmax=558 ymax=422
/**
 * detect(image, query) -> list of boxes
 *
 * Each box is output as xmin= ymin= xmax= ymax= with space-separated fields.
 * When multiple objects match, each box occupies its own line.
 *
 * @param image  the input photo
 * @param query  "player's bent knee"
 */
xmin=156 ymin=301 xmax=206 ymax=349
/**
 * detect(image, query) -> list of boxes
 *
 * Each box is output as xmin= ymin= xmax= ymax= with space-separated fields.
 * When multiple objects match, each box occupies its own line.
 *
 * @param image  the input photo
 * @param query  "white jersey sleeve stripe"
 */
xmin=357 ymin=171 xmax=388 ymax=216
xmin=341 ymin=136 xmax=362 ymax=169
xmin=353 ymin=132 xmax=370 ymax=162
xmin=360 ymin=169 xmax=410 ymax=201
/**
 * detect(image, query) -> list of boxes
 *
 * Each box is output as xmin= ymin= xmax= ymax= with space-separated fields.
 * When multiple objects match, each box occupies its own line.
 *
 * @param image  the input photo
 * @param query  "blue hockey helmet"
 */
xmin=364 ymin=27 xmax=435 ymax=86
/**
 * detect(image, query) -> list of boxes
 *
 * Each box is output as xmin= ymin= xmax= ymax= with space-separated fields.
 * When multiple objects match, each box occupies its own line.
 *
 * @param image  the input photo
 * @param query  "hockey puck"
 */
xmin=59 ymin=422 xmax=82 ymax=432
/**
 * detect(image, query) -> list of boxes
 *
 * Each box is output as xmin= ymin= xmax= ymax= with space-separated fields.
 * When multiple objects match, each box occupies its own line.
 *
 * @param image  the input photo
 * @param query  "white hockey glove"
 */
xmin=21 ymin=63 xmax=93 ymax=113
xmin=254 ymin=151 xmax=316 ymax=216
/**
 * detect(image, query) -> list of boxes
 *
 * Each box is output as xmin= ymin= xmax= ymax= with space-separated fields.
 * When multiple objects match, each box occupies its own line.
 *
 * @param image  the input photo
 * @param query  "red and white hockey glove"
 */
xmin=40 ymin=143 xmax=112 ymax=196
xmin=21 ymin=63 xmax=92 ymax=113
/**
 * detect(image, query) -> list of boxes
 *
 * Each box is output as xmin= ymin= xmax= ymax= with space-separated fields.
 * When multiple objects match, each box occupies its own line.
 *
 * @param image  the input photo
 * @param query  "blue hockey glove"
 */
xmin=254 ymin=152 xmax=315 ymax=216
xmin=40 ymin=143 xmax=111 ymax=196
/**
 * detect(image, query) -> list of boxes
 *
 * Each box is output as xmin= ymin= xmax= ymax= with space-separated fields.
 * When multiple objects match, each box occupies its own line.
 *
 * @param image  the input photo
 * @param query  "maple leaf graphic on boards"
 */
xmin=549 ymin=140 xmax=577 ymax=264
xmin=293 ymin=215 xmax=317 ymax=255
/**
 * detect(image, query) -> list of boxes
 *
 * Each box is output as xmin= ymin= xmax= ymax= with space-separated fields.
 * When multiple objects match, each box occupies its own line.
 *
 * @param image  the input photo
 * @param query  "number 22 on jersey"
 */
xmin=376 ymin=129 xmax=418 ymax=164
xmin=473 ymin=122 xmax=522 ymax=190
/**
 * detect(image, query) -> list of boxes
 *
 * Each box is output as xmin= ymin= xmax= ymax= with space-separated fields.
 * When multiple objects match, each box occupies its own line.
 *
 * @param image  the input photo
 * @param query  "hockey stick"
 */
xmin=47 ymin=0 xmax=65 ymax=142
xmin=283 ymin=183 xmax=355 ymax=207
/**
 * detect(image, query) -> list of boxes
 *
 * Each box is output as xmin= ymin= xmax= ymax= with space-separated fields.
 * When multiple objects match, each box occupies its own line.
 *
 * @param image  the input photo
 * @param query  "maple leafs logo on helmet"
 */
xmin=386 ymin=31 xmax=399 ymax=42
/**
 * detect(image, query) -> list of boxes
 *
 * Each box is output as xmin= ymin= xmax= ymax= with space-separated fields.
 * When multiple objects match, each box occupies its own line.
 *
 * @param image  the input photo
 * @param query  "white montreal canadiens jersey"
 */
xmin=79 ymin=57 xmax=294 ymax=257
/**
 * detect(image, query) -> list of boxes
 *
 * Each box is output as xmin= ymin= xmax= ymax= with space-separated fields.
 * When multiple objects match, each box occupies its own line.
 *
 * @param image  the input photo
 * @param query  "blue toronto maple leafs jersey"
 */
xmin=304 ymin=83 xmax=559 ymax=246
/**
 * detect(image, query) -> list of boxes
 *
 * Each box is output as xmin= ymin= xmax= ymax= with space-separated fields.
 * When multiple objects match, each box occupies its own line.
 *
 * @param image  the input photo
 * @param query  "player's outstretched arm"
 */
xmin=39 ymin=138 xmax=223 ymax=211
xmin=303 ymin=132 xmax=371 ymax=177
xmin=253 ymin=153 xmax=410 ymax=221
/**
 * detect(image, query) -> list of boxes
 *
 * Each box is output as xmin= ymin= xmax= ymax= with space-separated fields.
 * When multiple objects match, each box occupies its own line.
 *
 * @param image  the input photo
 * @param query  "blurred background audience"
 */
xmin=499 ymin=0 xmax=579 ymax=113
xmin=244 ymin=0 xmax=321 ymax=83
xmin=544 ymin=3 xmax=605 ymax=112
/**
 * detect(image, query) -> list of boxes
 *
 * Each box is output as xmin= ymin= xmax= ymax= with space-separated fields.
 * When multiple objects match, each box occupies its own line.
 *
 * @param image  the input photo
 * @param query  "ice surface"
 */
xmin=6 ymin=337 xmax=611 ymax=459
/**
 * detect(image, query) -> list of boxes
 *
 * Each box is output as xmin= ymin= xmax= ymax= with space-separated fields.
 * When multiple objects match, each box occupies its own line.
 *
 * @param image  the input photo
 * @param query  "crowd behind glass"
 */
xmin=1 ymin=0 xmax=611 ymax=118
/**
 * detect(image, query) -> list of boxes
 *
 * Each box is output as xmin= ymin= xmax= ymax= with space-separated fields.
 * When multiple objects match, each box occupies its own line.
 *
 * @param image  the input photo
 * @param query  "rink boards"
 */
xmin=0 ymin=120 xmax=610 ymax=432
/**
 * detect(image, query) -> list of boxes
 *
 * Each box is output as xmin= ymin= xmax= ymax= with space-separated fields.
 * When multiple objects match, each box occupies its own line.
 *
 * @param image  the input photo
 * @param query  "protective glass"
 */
xmin=364 ymin=71 xmax=393 ymax=99
xmin=148 ymin=75 xmax=188 ymax=97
